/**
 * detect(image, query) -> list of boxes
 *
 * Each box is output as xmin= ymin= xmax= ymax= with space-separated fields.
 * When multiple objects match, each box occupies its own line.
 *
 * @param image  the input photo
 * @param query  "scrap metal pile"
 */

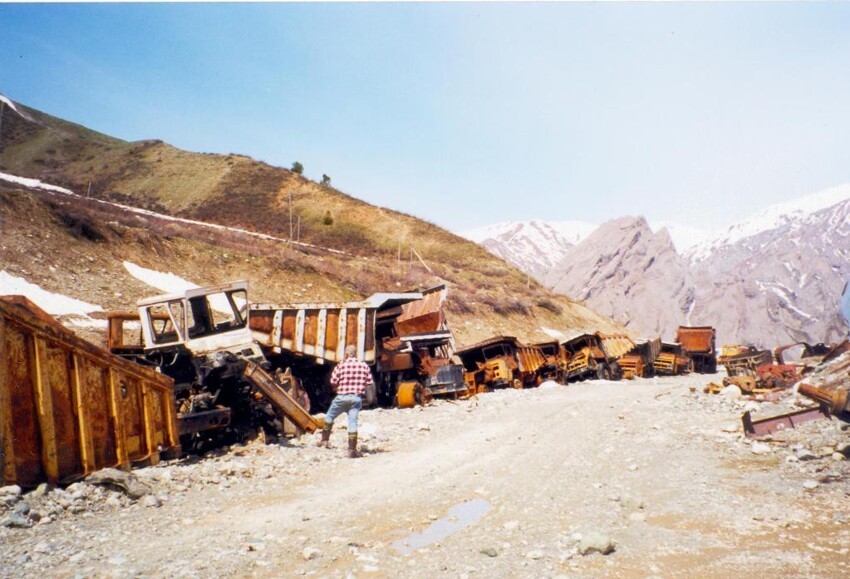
xmin=1 ymin=279 xmax=726 ymax=488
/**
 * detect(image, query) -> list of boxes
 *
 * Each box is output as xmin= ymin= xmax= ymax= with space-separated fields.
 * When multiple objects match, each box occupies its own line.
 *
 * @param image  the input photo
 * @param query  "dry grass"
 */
xmin=0 ymin=100 xmax=627 ymax=347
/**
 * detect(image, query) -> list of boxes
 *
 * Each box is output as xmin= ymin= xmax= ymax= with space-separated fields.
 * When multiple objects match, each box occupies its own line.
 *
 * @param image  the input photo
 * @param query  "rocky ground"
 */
xmin=2 ymin=373 xmax=850 ymax=578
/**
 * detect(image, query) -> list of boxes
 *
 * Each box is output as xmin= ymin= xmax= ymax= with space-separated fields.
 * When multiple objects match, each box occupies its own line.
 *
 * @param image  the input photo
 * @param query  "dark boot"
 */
xmin=348 ymin=433 xmax=361 ymax=458
xmin=317 ymin=427 xmax=332 ymax=448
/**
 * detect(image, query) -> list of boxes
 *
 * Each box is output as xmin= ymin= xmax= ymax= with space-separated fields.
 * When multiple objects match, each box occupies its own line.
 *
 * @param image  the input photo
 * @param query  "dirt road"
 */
xmin=3 ymin=375 xmax=850 ymax=577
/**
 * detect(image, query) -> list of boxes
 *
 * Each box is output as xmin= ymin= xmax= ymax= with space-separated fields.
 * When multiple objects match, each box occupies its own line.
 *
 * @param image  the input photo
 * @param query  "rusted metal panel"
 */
xmin=250 ymin=293 xmax=421 ymax=365
xmin=1 ymin=296 xmax=180 ymax=487
xmin=597 ymin=333 xmax=636 ymax=360
xmin=676 ymin=326 xmax=716 ymax=354
xmin=742 ymin=406 xmax=830 ymax=438
xmin=243 ymin=362 xmax=323 ymax=433
xmin=396 ymin=285 xmax=446 ymax=336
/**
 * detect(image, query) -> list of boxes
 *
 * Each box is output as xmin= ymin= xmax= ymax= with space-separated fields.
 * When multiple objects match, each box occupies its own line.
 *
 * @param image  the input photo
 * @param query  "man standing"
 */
xmin=318 ymin=344 xmax=374 ymax=458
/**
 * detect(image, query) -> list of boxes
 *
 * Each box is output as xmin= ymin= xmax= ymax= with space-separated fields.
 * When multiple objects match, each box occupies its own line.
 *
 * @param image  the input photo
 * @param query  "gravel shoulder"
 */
xmin=2 ymin=374 xmax=849 ymax=578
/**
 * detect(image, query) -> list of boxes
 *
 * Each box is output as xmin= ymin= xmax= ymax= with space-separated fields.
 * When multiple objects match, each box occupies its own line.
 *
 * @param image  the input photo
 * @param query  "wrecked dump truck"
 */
xmin=533 ymin=340 xmax=569 ymax=383
xmin=249 ymin=286 xmax=466 ymax=409
xmin=456 ymin=336 xmax=546 ymax=391
xmin=618 ymin=338 xmax=662 ymax=379
xmin=652 ymin=342 xmax=692 ymax=376
xmin=561 ymin=333 xmax=631 ymax=382
xmin=1 ymin=296 xmax=180 ymax=487
xmin=676 ymin=326 xmax=717 ymax=373
xmin=718 ymin=346 xmax=773 ymax=377
xmin=107 ymin=281 xmax=322 ymax=450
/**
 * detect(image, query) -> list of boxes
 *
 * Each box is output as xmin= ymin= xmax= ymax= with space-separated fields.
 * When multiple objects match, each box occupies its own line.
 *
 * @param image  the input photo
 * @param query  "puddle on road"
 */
xmin=391 ymin=499 xmax=492 ymax=555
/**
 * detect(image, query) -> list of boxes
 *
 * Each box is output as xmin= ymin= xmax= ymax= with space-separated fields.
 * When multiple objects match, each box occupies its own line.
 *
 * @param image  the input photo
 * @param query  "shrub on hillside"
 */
xmin=291 ymin=161 xmax=304 ymax=175
xmin=536 ymin=297 xmax=563 ymax=315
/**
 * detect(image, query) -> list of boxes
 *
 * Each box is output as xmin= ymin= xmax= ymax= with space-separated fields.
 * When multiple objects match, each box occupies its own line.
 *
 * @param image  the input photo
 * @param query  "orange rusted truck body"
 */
xmin=1 ymin=296 xmax=180 ymax=488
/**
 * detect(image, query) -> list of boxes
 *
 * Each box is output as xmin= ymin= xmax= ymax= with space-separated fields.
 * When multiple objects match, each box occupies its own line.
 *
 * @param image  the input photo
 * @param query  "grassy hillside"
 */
xmin=0 ymin=98 xmax=623 ymax=346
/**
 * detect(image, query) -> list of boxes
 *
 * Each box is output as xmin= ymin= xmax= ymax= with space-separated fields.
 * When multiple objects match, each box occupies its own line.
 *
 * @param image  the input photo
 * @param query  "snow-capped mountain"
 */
xmin=464 ymin=186 xmax=850 ymax=345
xmin=461 ymin=219 xmax=708 ymax=280
xmin=461 ymin=220 xmax=596 ymax=279
xmin=686 ymin=184 xmax=850 ymax=263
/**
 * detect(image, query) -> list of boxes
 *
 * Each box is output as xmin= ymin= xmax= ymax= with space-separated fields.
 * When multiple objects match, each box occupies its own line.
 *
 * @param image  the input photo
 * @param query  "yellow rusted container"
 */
xmin=1 ymin=296 xmax=180 ymax=488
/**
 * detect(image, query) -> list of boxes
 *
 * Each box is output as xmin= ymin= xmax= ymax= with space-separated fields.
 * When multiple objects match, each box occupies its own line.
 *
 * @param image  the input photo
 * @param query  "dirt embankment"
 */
xmin=2 ymin=374 xmax=850 ymax=578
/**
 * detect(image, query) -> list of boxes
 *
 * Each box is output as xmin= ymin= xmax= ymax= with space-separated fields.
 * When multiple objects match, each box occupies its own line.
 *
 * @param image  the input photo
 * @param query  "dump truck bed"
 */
xmin=249 ymin=293 xmax=422 ymax=365
xmin=1 ymin=296 xmax=180 ymax=488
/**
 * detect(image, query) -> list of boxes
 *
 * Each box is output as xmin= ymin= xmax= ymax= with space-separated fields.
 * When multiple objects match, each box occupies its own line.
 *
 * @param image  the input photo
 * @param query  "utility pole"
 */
xmin=288 ymin=191 xmax=293 ymax=245
xmin=297 ymin=216 xmax=301 ymax=243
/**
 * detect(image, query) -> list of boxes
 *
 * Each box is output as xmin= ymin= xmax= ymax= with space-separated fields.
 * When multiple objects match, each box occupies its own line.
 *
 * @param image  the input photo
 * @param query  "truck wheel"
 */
xmin=597 ymin=364 xmax=611 ymax=380
xmin=512 ymin=378 xmax=523 ymax=390
xmin=609 ymin=362 xmax=622 ymax=381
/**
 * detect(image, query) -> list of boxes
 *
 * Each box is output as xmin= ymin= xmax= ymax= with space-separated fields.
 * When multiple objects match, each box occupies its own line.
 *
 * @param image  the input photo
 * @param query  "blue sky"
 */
xmin=2 ymin=3 xmax=850 ymax=234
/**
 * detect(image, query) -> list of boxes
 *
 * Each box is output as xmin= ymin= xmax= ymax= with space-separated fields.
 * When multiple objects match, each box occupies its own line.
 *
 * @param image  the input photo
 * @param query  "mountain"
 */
xmin=0 ymin=93 xmax=624 ymax=347
xmin=687 ymin=197 xmax=850 ymax=345
xmin=464 ymin=185 xmax=850 ymax=345
xmin=461 ymin=219 xmax=708 ymax=282
xmin=461 ymin=220 xmax=596 ymax=279
xmin=545 ymin=217 xmax=694 ymax=338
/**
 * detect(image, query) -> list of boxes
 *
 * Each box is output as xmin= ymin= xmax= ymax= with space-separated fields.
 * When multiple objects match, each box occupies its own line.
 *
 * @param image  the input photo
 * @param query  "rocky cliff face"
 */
xmin=545 ymin=216 xmax=694 ymax=339
xmin=688 ymin=199 xmax=850 ymax=345
xmin=468 ymin=188 xmax=850 ymax=346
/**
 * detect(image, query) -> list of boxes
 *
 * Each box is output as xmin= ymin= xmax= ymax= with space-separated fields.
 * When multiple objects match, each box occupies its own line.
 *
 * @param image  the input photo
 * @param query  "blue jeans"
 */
xmin=325 ymin=394 xmax=362 ymax=434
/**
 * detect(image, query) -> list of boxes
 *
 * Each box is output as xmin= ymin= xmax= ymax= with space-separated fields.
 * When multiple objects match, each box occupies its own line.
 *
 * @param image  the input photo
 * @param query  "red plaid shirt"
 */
xmin=330 ymin=356 xmax=373 ymax=396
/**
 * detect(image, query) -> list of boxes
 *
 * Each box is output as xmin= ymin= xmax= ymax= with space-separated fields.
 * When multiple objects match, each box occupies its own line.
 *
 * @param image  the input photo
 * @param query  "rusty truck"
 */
xmin=106 ymin=281 xmax=322 ymax=450
xmin=533 ymin=340 xmax=569 ymax=383
xmin=249 ymin=285 xmax=466 ymax=409
xmin=676 ymin=326 xmax=717 ymax=373
xmin=456 ymin=336 xmax=546 ymax=392
xmin=560 ymin=332 xmax=632 ymax=382
xmin=2 ymin=296 xmax=181 ymax=487
xmin=618 ymin=338 xmax=662 ymax=379
xmin=652 ymin=342 xmax=692 ymax=375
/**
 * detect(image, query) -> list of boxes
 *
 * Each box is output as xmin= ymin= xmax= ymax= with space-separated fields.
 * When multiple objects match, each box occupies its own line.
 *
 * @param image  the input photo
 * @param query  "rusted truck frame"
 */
xmin=652 ymin=342 xmax=692 ymax=376
xmin=250 ymin=287 xmax=466 ymax=408
xmin=456 ymin=336 xmax=546 ymax=391
xmin=561 ymin=333 xmax=630 ymax=382
xmin=676 ymin=326 xmax=717 ymax=373
xmin=719 ymin=347 xmax=773 ymax=377
xmin=619 ymin=338 xmax=661 ymax=379
xmin=107 ymin=282 xmax=320 ymax=447
xmin=2 ymin=297 xmax=180 ymax=488
xmin=533 ymin=340 xmax=569 ymax=383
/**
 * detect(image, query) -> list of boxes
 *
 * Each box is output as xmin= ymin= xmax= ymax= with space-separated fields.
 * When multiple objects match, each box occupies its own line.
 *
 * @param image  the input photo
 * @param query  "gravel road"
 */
xmin=2 ymin=374 xmax=849 ymax=578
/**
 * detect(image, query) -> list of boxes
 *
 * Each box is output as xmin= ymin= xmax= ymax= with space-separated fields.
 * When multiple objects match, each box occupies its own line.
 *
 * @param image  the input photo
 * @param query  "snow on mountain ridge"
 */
xmin=687 ymin=183 xmax=850 ymax=263
xmin=460 ymin=220 xmax=594 ymax=279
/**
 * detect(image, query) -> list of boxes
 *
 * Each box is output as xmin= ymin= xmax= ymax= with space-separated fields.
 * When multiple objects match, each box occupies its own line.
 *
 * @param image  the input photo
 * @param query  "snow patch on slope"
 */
xmin=0 ymin=271 xmax=102 ymax=316
xmin=123 ymin=261 xmax=244 ymax=314
xmin=123 ymin=261 xmax=198 ymax=295
xmin=0 ymin=94 xmax=34 ymax=122
xmin=0 ymin=171 xmax=74 ymax=195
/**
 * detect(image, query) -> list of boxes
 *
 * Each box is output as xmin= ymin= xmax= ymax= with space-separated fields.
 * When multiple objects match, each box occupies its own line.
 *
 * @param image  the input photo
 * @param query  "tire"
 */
xmin=597 ymin=364 xmax=611 ymax=380
xmin=609 ymin=362 xmax=622 ymax=381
